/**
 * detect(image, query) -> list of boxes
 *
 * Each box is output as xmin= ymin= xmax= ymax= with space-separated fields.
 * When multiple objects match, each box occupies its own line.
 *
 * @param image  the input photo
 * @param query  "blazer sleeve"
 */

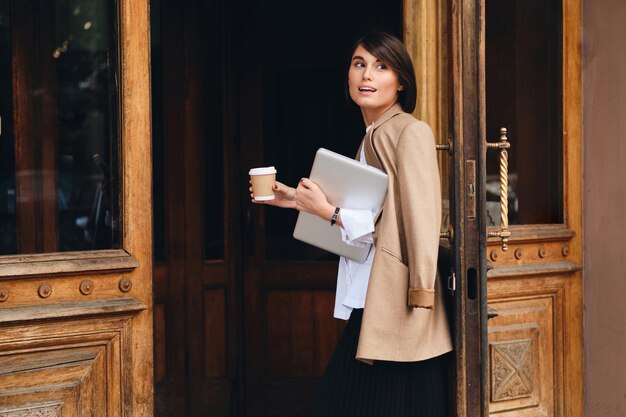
xmin=395 ymin=120 xmax=442 ymax=309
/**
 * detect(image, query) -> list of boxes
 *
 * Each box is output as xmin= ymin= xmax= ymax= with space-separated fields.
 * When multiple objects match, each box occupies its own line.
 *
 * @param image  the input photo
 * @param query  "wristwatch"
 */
xmin=330 ymin=207 xmax=340 ymax=226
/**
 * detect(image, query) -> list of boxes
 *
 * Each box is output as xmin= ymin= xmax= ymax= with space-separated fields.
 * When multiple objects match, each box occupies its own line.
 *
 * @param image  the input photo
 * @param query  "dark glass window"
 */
xmin=0 ymin=0 xmax=120 ymax=255
xmin=486 ymin=0 xmax=563 ymax=225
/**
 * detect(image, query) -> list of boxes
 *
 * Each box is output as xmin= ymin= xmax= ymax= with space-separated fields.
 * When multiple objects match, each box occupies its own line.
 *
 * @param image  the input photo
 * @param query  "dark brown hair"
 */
xmin=345 ymin=31 xmax=417 ymax=113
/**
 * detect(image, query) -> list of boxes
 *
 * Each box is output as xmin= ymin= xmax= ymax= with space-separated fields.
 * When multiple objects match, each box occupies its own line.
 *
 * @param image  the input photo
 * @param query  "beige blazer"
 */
xmin=355 ymin=103 xmax=453 ymax=363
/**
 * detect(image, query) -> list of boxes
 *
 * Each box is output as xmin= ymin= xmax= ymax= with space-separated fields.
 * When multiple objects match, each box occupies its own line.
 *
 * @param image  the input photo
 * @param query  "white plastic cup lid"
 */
xmin=249 ymin=166 xmax=277 ymax=175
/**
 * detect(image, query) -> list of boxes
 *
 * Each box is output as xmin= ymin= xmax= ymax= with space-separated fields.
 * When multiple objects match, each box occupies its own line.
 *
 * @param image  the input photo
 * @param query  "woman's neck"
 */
xmin=361 ymin=102 xmax=398 ymax=127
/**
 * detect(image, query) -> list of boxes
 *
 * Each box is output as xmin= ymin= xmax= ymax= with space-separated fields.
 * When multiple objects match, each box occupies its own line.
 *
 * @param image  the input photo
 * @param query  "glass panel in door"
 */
xmin=0 ymin=0 xmax=120 ymax=255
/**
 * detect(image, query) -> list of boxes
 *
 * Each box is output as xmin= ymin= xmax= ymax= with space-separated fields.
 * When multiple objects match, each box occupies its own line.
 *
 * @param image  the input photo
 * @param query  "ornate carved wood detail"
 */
xmin=0 ymin=314 xmax=138 ymax=414
xmin=487 ymin=281 xmax=566 ymax=416
xmin=490 ymin=339 xmax=533 ymax=401
xmin=0 ymin=403 xmax=62 ymax=417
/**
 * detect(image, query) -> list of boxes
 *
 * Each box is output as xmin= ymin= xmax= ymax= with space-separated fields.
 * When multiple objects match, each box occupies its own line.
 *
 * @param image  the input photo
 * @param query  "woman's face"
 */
xmin=348 ymin=45 xmax=401 ymax=123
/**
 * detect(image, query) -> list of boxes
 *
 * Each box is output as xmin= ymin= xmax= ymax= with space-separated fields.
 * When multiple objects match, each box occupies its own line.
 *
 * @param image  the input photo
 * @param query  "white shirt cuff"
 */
xmin=339 ymin=208 xmax=375 ymax=246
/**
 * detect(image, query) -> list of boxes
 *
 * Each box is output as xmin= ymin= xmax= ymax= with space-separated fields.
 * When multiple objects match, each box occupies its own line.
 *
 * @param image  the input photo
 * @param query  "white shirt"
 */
xmin=333 ymin=143 xmax=377 ymax=320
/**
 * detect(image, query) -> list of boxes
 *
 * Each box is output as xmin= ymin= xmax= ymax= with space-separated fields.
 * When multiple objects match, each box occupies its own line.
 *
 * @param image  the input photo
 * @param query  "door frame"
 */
xmin=0 ymin=0 xmax=153 ymax=414
xmin=404 ymin=0 xmax=487 ymax=414
xmin=118 ymin=0 xmax=154 ymax=412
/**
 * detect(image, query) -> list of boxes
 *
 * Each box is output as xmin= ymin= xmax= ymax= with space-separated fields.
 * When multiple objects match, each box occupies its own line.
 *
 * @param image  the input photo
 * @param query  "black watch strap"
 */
xmin=330 ymin=207 xmax=340 ymax=226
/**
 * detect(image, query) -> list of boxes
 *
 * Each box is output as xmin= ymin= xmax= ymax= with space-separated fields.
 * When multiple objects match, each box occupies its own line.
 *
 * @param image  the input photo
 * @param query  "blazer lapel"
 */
xmin=363 ymin=103 xmax=404 ymax=170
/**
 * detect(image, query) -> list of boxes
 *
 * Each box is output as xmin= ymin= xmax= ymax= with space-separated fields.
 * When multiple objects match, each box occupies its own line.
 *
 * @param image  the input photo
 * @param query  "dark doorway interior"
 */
xmin=238 ymin=1 xmax=402 ymax=416
xmin=151 ymin=0 xmax=402 ymax=415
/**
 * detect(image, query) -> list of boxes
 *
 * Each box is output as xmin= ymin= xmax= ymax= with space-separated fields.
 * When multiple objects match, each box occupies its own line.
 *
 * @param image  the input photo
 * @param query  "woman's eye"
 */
xmin=354 ymin=62 xmax=365 ymax=68
xmin=376 ymin=64 xmax=388 ymax=70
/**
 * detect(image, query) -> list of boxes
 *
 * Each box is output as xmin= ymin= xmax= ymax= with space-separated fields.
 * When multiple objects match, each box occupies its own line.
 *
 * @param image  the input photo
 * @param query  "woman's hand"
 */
xmin=250 ymin=180 xmax=297 ymax=209
xmin=295 ymin=178 xmax=335 ymax=221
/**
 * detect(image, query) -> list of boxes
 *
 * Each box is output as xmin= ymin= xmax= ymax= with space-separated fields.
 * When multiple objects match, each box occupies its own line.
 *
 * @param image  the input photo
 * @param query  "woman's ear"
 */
xmin=398 ymin=85 xmax=404 ymax=92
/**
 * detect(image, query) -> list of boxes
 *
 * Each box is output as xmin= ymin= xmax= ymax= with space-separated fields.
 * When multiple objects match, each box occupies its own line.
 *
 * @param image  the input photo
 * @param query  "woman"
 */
xmin=252 ymin=32 xmax=453 ymax=416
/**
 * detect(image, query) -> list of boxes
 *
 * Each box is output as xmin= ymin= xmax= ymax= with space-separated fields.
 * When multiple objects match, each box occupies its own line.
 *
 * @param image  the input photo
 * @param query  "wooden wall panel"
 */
xmin=266 ymin=290 xmax=343 ymax=379
xmin=291 ymin=292 xmax=315 ymax=378
xmin=266 ymin=291 xmax=294 ymax=378
xmin=154 ymin=302 xmax=167 ymax=383
xmin=312 ymin=290 xmax=343 ymax=375
xmin=203 ymin=289 xmax=228 ymax=379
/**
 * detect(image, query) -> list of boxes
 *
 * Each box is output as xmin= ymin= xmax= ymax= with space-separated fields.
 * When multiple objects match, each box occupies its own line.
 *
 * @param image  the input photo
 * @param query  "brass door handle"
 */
xmin=487 ymin=128 xmax=511 ymax=251
xmin=437 ymin=139 xmax=454 ymax=243
xmin=440 ymin=225 xmax=454 ymax=242
xmin=436 ymin=139 xmax=454 ymax=156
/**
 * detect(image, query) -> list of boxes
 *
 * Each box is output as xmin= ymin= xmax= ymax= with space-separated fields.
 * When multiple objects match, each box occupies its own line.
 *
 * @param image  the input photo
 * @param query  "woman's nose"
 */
xmin=362 ymin=66 xmax=373 ymax=80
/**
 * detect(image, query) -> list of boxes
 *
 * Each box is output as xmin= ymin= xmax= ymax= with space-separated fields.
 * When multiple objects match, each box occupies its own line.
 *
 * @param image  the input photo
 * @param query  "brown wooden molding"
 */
xmin=0 ymin=250 xmax=139 ymax=279
xmin=487 ymin=224 xmax=576 ymax=245
xmin=487 ymin=261 xmax=582 ymax=279
xmin=0 ymin=297 xmax=146 ymax=324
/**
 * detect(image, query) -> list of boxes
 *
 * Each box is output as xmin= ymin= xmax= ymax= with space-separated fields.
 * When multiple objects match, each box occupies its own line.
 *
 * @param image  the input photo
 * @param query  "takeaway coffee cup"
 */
xmin=249 ymin=166 xmax=277 ymax=201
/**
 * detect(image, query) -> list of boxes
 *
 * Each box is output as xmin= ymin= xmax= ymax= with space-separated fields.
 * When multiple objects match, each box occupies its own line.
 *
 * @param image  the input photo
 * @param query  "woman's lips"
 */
xmin=358 ymin=86 xmax=377 ymax=96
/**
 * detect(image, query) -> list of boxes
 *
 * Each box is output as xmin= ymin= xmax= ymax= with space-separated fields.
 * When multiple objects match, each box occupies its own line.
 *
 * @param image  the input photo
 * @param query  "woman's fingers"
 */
xmin=299 ymin=177 xmax=312 ymax=189
xmin=298 ymin=178 xmax=320 ymax=195
xmin=250 ymin=180 xmax=298 ymax=209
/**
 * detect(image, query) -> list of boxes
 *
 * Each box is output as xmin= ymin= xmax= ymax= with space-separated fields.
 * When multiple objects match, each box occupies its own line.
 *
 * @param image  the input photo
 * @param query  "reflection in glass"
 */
xmin=0 ymin=0 xmax=120 ymax=255
xmin=486 ymin=0 xmax=563 ymax=225
xmin=0 ymin=0 xmax=16 ymax=254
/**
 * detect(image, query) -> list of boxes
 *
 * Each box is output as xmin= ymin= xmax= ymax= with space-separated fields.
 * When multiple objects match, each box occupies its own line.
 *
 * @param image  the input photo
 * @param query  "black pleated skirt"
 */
xmin=309 ymin=309 xmax=451 ymax=417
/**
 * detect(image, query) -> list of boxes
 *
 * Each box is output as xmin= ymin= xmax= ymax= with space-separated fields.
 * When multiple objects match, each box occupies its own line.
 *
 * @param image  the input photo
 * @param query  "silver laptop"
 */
xmin=293 ymin=148 xmax=388 ymax=262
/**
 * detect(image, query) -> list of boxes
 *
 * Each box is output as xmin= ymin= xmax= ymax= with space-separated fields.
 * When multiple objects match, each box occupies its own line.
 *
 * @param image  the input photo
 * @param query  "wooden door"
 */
xmin=0 ymin=0 xmax=153 ymax=415
xmin=405 ymin=0 xmax=584 ymax=415
xmin=151 ymin=0 xmax=236 ymax=415
xmin=480 ymin=0 xmax=584 ymax=416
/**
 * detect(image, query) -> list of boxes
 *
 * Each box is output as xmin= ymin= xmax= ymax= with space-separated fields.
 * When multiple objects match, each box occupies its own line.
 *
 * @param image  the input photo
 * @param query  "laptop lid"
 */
xmin=292 ymin=148 xmax=388 ymax=262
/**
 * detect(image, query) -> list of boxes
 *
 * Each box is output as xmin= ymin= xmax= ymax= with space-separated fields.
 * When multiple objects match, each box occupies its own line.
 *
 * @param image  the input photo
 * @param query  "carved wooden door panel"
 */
xmin=481 ymin=0 xmax=584 ymax=416
xmin=0 ymin=0 xmax=153 ymax=415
